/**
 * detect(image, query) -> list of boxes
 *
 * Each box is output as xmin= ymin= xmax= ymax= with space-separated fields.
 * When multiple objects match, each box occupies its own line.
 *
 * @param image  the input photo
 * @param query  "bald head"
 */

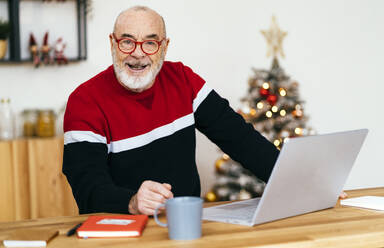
xmin=113 ymin=6 xmax=167 ymax=38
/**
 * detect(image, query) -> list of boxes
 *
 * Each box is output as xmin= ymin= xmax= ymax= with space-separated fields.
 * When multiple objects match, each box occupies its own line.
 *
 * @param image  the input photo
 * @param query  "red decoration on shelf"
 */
xmin=29 ymin=33 xmax=40 ymax=68
xmin=267 ymin=94 xmax=278 ymax=105
xmin=259 ymin=88 xmax=269 ymax=97
xmin=41 ymin=32 xmax=53 ymax=65
xmin=54 ymin=37 xmax=68 ymax=65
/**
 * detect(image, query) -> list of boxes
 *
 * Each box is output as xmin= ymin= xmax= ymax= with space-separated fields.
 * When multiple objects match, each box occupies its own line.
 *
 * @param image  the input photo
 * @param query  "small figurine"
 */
xmin=54 ymin=37 xmax=68 ymax=65
xmin=41 ymin=32 xmax=53 ymax=65
xmin=29 ymin=33 xmax=40 ymax=67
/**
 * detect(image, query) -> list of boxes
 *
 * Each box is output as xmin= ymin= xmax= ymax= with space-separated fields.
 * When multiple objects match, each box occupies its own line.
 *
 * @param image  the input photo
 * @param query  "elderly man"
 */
xmin=62 ymin=6 xmax=279 ymax=216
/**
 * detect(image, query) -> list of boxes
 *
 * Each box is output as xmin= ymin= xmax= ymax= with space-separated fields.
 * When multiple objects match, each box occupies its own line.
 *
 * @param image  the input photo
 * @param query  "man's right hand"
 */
xmin=128 ymin=180 xmax=173 ymax=215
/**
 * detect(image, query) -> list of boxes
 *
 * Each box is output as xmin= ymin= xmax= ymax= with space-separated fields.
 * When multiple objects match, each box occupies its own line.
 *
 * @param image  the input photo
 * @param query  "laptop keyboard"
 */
xmin=203 ymin=198 xmax=261 ymax=221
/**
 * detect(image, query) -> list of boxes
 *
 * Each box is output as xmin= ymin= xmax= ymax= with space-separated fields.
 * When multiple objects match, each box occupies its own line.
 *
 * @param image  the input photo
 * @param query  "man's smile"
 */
xmin=126 ymin=62 xmax=150 ymax=70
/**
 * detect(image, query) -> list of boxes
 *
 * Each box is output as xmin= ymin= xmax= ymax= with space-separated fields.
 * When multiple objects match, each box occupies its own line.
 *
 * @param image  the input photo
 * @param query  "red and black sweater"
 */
xmin=63 ymin=61 xmax=279 ymax=214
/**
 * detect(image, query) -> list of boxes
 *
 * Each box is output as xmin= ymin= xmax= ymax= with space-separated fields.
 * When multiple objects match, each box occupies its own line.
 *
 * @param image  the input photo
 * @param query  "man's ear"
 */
xmin=109 ymin=34 xmax=114 ymax=50
xmin=163 ymin=38 xmax=170 ymax=54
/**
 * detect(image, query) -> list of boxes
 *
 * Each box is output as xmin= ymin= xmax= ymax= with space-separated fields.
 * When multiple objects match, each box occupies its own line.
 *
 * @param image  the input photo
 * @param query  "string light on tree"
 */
xmin=295 ymin=127 xmax=303 ymax=135
xmin=279 ymin=88 xmax=287 ymax=96
xmin=257 ymin=102 xmax=264 ymax=109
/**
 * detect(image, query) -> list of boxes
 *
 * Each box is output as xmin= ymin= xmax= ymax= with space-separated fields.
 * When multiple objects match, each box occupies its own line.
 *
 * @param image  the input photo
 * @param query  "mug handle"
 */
xmin=154 ymin=203 xmax=167 ymax=227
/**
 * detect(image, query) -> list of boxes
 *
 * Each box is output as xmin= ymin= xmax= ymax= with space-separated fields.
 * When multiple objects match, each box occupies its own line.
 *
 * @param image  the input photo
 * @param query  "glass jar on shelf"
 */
xmin=36 ymin=109 xmax=55 ymax=137
xmin=21 ymin=109 xmax=38 ymax=137
xmin=0 ymin=98 xmax=15 ymax=140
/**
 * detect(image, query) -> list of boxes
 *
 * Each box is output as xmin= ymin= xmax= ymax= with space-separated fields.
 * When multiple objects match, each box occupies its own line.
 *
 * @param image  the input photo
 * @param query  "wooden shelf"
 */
xmin=0 ymin=58 xmax=84 ymax=64
xmin=2 ymin=0 xmax=87 ymax=63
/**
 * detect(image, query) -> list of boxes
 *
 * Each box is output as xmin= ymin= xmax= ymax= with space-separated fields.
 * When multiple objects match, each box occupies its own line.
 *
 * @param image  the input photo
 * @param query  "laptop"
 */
xmin=203 ymin=129 xmax=368 ymax=226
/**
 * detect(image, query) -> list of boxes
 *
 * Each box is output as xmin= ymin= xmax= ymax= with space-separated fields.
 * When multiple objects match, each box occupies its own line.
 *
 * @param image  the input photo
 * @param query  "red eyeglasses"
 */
xmin=111 ymin=33 xmax=165 ymax=55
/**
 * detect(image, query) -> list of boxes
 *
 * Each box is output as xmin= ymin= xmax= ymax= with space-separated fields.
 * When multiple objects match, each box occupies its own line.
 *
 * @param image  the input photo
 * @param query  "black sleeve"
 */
xmin=63 ymin=142 xmax=135 ymax=214
xmin=62 ymin=90 xmax=136 ymax=214
xmin=194 ymin=90 xmax=279 ymax=182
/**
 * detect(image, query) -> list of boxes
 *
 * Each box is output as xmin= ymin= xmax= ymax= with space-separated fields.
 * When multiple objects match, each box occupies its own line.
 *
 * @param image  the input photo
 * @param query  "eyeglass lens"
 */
xmin=119 ymin=39 xmax=159 ymax=54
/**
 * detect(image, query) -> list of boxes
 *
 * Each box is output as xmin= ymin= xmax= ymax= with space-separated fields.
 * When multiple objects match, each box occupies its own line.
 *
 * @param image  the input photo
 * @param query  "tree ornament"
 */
xmin=259 ymin=87 xmax=269 ymax=97
xmin=261 ymin=15 xmax=287 ymax=59
xmin=292 ymin=109 xmax=303 ymax=118
xmin=249 ymin=108 xmax=257 ymax=117
xmin=267 ymin=94 xmax=278 ymax=105
xmin=215 ymin=158 xmax=226 ymax=172
xmin=205 ymin=191 xmax=217 ymax=202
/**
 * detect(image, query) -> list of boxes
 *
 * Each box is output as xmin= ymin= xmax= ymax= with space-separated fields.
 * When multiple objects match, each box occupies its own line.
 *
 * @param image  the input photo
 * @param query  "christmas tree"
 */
xmin=205 ymin=16 xmax=315 ymax=202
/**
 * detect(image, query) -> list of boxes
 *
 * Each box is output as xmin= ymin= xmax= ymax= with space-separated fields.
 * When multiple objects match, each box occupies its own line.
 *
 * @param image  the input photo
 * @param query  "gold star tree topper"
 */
xmin=261 ymin=16 xmax=287 ymax=59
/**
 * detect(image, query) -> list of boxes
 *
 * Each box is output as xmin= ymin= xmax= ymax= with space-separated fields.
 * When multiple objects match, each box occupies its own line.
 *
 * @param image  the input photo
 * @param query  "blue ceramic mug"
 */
xmin=154 ymin=196 xmax=203 ymax=240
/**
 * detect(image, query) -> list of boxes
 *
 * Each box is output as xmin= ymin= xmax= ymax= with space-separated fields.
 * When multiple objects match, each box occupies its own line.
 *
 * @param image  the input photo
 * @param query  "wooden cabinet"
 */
xmin=0 ymin=136 xmax=78 ymax=222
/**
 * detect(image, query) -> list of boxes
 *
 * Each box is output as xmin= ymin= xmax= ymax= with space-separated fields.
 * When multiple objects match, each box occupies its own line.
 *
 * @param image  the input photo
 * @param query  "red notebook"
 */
xmin=76 ymin=215 xmax=148 ymax=238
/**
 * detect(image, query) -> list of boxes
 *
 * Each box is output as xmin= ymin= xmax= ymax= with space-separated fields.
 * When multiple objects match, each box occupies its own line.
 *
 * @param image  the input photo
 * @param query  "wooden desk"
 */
xmin=1 ymin=188 xmax=384 ymax=247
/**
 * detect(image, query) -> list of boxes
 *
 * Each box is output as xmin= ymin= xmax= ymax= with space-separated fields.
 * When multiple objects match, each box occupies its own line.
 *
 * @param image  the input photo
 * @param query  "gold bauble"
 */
xmin=292 ymin=109 xmax=303 ymax=118
xmin=205 ymin=191 xmax=217 ymax=202
xmin=215 ymin=159 xmax=225 ymax=172
xmin=250 ymin=108 xmax=257 ymax=116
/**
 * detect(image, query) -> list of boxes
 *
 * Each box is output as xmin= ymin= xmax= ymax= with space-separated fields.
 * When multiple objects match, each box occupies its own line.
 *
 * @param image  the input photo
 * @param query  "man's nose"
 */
xmin=130 ymin=43 xmax=146 ymax=58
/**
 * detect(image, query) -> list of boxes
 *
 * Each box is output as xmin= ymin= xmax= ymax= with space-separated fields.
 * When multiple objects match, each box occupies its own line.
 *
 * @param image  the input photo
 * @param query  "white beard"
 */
xmin=112 ymin=46 xmax=164 ymax=92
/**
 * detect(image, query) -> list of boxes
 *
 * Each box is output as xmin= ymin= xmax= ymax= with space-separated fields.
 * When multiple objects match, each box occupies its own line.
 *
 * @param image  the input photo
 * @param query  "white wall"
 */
xmin=1 ymin=0 xmax=383 ymax=195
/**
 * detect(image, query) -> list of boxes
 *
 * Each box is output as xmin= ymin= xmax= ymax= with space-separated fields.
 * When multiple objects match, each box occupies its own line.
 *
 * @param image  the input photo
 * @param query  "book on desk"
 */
xmin=3 ymin=228 xmax=58 ymax=247
xmin=76 ymin=215 xmax=148 ymax=238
